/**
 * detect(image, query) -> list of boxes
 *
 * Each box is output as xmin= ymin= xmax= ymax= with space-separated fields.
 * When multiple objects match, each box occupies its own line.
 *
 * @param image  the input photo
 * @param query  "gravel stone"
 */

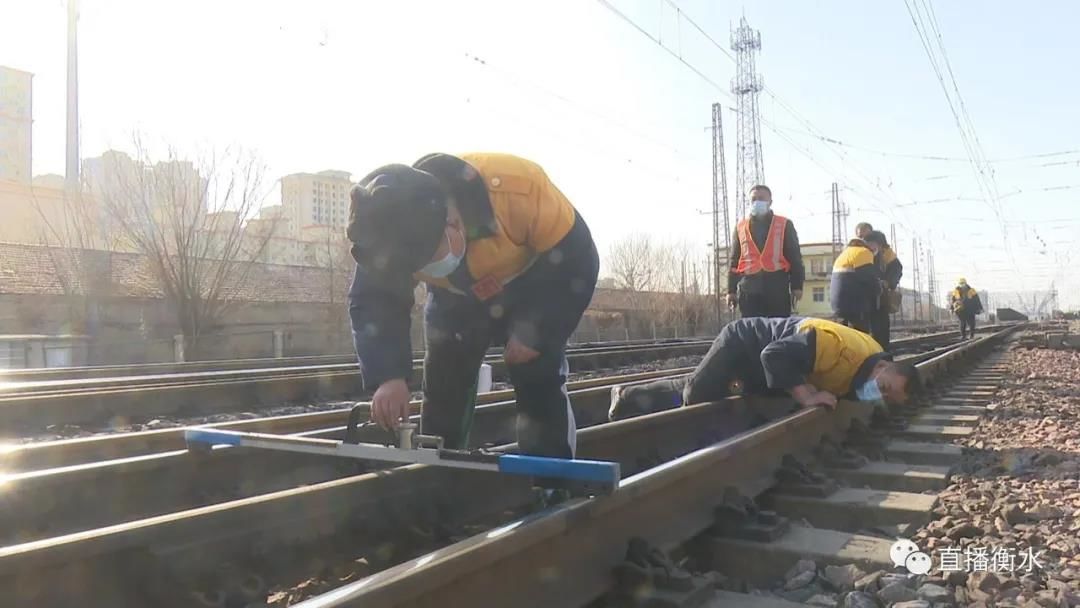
xmin=784 ymin=569 xmax=816 ymax=591
xmin=854 ymin=570 xmax=885 ymax=593
xmin=807 ymin=594 xmax=840 ymax=607
xmin=843 ymin=591 xmax=880 ymax=608
xmin=779 ymin=583 xmax=825 ymax=603
xmin=917 ymin=583 xmax=951 ymax=603
xmin=785 ymin=558 xmax=818 ymax=582
xmin=824 ymin=564 xmax=866 ymax=592
xmin=878 ymin=581 xmax=918 ymax=604
xmin=946 ymin=523 xmax=983 ymax=540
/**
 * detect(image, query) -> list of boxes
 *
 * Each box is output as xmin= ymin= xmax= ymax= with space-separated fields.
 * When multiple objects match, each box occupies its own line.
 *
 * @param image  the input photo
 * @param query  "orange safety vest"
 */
xmin=735 ymin=214 xmax=791 ymax=275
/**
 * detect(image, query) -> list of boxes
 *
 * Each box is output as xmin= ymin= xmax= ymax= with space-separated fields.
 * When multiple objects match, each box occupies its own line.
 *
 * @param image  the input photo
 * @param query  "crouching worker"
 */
xmin=609 ymin=317 xmax=921 ymax=420
xmin=347 ymin=153 xmax=599 ymax=461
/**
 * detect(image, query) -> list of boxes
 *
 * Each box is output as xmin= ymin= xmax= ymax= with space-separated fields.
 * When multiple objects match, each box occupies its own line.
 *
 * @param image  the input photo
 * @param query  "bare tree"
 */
xmin=648 ymin=239 xmax=701 ymax=335
xmin=302 ymin=227 xmax=355 ymax=350
xmin=95 ymin=137 xmax=276 ymax=359
xmin=30 ymin=180 xmax=124 ymax=352
xmin=605 ymin=233 xmax=668 ymax=336
xmin=606 ymin=233 xmax=662 ymax=292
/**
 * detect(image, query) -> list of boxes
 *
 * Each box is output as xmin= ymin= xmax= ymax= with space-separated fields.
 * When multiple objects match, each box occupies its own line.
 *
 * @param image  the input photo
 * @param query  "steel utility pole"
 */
xmin=891 ymin=224 xmax=902 ymax=320
xmin=927 ymin=247 xmax=937 ymax=323
xmin=710 ymin=103 xmax=731 ymax=326
xmin=65 ymin=0 xmax=80 ymax=191
xmin=831 ymin=183 xmax=842 ymax=260
xmin=912 ymin=238 xmax=922 ymax=322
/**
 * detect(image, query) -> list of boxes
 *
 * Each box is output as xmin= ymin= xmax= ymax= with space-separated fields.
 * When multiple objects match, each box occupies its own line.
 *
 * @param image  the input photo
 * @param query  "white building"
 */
xmin=280 ymin=170 xmax=352 ymax=240
xmin=0 ymin=66 xmax=33 ymax=183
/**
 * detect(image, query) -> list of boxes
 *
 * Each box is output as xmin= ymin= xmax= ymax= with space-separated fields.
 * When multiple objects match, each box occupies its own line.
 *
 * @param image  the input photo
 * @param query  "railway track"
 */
xmin=0 ymin=337 xmax=706 ymax=383
xmin=286 ymin=325 xmax=1019 ymax=608
xmin=0 ymin=340 xmax=714 ymax=433
xmin=0 ymin=329 xmax=1011 ymax=607
xmin=0 ymin=327 xmax=991 ymax=435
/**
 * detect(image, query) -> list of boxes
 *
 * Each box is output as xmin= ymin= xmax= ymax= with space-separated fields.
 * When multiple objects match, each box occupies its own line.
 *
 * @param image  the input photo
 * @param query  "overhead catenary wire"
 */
xmin=595 ymin=0 xmax=1070 ymax=301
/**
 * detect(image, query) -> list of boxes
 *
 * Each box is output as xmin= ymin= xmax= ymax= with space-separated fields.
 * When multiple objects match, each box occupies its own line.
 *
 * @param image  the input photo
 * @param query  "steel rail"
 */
xmin=0 ymin=367 xmax=692 ymax=473
xmin=0 ymin=368 xmax=696 ymax=546
xmin=0 ymin=341 xmax=715 ymax=431
xmin=0 ymin=327 xmax=982 ymax=465
xmin=294 ymin=325 xmax=1020 ymax=608
xmin=0 ymin=340 xmax=715 ymax=396
xmin=0 ymin=335 xmax=996 ymax=606
xmin=0 ymin=336 xmax=708 ymax=383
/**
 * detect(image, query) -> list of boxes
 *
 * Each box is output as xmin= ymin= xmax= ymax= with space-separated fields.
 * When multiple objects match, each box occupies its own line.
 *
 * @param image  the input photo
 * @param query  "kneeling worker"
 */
xmin=830 ymin=237 xmax=881 ymax=333
xmin=609 ymin=316 xmax=921 ymax=420
xmin=347 ymin=153 xmax=599 ymax=460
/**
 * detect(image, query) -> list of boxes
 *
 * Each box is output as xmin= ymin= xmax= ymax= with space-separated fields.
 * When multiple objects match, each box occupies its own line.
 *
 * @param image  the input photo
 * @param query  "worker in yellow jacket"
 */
xmin=830 ymin=238 xmax=881 ymax=334
xmin=347 ymin=153 xmax=599 ymax=464
xmin=864 ymin=231 xmax=903 ymax=351
xmin=950 ymin=278 xmax=983 ymax=339
xmin=609 ymin=316 xmax=922 ymax=420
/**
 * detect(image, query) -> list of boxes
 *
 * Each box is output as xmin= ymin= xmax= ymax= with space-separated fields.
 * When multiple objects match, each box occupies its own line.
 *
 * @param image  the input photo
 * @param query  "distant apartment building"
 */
xmin=280 ymin=170 xmax=352 ymax=240
xmin=0 ymin=66 xmax=33 ymax=183
xmin=82 ymin=150 xmax=208 ymax=249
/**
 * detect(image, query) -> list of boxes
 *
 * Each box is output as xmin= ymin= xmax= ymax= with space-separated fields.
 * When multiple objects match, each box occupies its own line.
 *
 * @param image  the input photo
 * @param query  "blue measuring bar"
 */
xmin=183 ymin=428 xmax=620 ymax=494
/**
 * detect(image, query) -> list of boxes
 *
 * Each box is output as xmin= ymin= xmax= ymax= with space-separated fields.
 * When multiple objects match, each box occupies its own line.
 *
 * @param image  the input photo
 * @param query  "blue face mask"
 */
xmin=855 ymin=379 xmax=884 ymax=403
xmin=420 ymin=233 xmax=464 ymax=278
xmin=750 ymin=199 xmax=770 ymax=217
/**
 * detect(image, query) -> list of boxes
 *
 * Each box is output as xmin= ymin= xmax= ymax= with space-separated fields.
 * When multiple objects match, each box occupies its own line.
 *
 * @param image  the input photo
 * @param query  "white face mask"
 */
xmin=750 ymin=199 xmax=770 ymax=217
xmin=420 ymin=232 xmax=464 ymax=278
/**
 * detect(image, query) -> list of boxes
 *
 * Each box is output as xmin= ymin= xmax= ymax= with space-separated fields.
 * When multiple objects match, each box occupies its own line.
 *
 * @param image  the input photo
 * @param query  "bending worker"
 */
xmin=346 ymin=152 xmax=599 ymax=460
xmin=830 ymin=236 xmax=881 ymax=334
xmin=609 ymin=316 xmax=921 ymax=421
xmin=950 ymin=278 xmax=983 ymax=339
xmin=864 ymin=230 xmax=903 ymax=350
xmin=855 ymin=222 xmax=873 ymax=240
xmin=727 ymin=185 xmax=805 ymax=318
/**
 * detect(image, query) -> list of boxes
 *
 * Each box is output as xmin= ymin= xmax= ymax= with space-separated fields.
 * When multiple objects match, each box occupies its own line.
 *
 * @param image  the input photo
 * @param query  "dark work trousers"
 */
xmin=958 ymin=312 xmax=976 ymax=339
xmin=737 ymin=278 xmax=792 ymax=318
xmin=870 ymin=305 xmax=891 ymax=351
xmin=422 ymin=318 xmax=575 ymax=458
xmin=610 ymin=324 xmax=773 ymax=420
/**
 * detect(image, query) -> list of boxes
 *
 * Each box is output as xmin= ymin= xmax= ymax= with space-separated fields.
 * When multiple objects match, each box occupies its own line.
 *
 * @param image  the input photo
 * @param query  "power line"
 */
xmin=770 ymin=125 xmax=1080 ymax=163
xmin=595 ymin=0 xmax=733 ymax=99
xmin=658 ymin=0 xmax=924 ymax=230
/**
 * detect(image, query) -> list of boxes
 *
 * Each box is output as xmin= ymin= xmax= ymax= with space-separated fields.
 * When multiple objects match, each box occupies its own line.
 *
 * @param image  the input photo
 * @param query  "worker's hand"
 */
xmin=790 ymin=384 xmax=838 ymax=410
xmin=726 ymin=294 xmax=738 ymax=310
xmin=504 ymin=336 xmax=540 ymax=365
xmin=791 ymin=289 xmax=803 ymax=302
xmin=370 ymin=378 xmax=412 ymax=429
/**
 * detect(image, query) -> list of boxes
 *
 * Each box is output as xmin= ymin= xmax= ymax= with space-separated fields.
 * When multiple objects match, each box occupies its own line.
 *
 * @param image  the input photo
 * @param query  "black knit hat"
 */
xmin=347 ymin=164 xmax=447 ymax=274
xmin=865 ymin=230 xmax=889 ymax=248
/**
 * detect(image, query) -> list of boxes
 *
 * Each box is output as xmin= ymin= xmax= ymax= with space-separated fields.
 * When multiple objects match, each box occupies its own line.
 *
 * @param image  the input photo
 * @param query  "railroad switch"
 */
xmin=610 ymin=537 xmax=716 ymax=608
xmin=814 ymin=437 xmax=868 ymax=469
xmin=771 ymin=454 xmax=838 ymax=497
xmin=711 ymin=488 xmax=790 ymax=542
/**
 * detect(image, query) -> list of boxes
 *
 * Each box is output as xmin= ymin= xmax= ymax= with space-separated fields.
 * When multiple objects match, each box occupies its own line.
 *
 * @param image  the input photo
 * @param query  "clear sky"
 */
xmin=3 ymin=0 xmax=1078 ymax=310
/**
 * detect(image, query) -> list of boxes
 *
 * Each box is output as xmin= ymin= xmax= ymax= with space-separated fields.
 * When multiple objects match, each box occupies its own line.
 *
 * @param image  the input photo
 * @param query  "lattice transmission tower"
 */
xmin=730 ymin=16 xmax=765 ymax=219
